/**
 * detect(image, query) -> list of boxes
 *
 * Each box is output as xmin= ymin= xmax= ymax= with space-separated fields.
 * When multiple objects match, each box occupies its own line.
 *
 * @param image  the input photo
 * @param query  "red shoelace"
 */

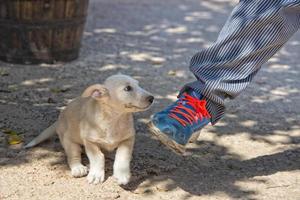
xmin=168 ymin=93 xmax=211 ymax=126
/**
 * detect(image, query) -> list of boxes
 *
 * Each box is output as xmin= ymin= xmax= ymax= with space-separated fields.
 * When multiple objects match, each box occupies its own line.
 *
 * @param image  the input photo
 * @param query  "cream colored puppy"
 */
xmin=25 ymin=74 xmax=154 ymax=185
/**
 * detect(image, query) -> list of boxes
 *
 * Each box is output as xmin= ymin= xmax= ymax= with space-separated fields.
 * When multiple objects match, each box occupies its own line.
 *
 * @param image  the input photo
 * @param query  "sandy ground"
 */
xmin=1 ymin=0 xmax=299 ymax=199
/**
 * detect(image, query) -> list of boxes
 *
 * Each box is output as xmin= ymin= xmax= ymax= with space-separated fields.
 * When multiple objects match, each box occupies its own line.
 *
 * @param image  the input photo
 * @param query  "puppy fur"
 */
xmin=25 ymin=74 xmax=154 ymax=185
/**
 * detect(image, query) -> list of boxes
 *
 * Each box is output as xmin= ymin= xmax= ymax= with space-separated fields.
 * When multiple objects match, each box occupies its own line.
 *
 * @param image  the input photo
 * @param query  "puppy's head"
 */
xmin=104 ymin=74 xmax=154 ymax=112
xmin=82 ymin=74 xmax=154 ymax=113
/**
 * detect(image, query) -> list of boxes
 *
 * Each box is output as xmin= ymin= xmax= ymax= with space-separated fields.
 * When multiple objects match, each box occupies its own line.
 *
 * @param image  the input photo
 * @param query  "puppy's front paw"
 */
xmin=87 ymin=169 xmax=105 ymax=184
xmin=113 ymin=169 xmax=131 ymax=185
xmin=71 ymin=164 xmax=88 ymax=177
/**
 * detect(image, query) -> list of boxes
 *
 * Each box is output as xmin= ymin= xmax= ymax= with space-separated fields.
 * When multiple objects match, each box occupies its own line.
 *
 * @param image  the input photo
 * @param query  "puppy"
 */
xmin=25 ymin=74 xmax=154 ymax=185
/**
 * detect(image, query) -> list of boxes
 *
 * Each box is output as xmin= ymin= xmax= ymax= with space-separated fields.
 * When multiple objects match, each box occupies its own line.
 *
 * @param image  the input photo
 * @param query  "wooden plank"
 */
xmin=11 ymin=31 xmax=21 ymax=51
xmin=52 ymin=28 xmax=65 ymax=50
xmin=54 ymin=0 xmax=65 ymax=19
xmin=15 ymin=0 xmax=21 ymax=19
xmin=0 ymin=2 xmax=8 ymax=19
xmin=7 ymin=0 xmax=14 ymax=19
xmin=82 ymin=0 xmax=89 ymax=16
xmin=74 ymin=24 xmax=84 ymax=48
xmin=65 ymin=0 xmax=76 ymax=18
xmin=41 ymin=0 xmax=54 ymax=20
xmin=22 ymin=0 xmax=32 ymax=20
xmin=32 ymin=0 xmax=43 ymax=20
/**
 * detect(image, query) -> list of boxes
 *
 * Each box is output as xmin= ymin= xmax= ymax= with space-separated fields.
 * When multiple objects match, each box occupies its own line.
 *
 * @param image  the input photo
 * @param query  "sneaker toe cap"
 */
xmin=152 ymin=114 xmax=178 ymax=137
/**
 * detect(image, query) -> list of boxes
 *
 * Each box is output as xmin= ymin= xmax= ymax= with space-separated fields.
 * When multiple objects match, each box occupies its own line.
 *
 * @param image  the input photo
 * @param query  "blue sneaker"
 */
xmin=148 ymin=90 xmax=211 ymax=154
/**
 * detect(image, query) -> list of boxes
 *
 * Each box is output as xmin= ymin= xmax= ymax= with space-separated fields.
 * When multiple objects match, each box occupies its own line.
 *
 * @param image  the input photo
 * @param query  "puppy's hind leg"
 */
xmin=63 ymin=139 xmax=88 ymax=178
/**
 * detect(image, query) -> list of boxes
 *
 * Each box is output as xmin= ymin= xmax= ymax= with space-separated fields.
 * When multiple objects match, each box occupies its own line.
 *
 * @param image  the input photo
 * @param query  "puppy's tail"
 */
xmin=24 ymin=122 xmax=57 ymax=148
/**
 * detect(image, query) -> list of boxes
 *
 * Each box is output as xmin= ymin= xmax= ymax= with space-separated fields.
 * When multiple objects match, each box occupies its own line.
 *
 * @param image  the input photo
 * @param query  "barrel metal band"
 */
xmin=0 ymin=17 xmax=86 ymax=29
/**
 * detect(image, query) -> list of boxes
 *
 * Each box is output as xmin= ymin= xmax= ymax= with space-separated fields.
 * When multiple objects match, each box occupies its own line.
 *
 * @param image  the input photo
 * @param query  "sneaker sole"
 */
xmin=147 ymin=121 xmax=186 ymax=155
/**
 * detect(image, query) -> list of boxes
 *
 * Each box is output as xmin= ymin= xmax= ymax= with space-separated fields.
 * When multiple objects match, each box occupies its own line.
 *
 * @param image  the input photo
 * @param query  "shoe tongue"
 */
xmin=189 ymin=90 xmax=202 ymax=99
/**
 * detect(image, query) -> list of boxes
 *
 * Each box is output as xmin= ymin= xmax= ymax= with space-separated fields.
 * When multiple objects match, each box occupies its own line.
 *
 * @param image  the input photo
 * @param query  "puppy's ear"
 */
xmin=81 ymin=84 xmax=109 ymax=100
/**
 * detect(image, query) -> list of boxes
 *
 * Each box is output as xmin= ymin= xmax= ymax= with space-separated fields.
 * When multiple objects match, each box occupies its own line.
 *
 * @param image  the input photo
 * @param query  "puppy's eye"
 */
xmin=124 ymin=86 xmax=132 ymax=92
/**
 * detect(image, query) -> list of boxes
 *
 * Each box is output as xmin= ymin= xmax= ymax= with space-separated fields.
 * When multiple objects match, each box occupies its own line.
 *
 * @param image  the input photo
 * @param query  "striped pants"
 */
xmin=182 ymin=0 xmax=300 ymax=124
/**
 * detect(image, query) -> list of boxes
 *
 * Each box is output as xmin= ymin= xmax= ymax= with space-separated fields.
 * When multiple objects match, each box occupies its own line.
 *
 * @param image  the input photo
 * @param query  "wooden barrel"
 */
xmin=0 ymin=0 xmax=89 ymax=64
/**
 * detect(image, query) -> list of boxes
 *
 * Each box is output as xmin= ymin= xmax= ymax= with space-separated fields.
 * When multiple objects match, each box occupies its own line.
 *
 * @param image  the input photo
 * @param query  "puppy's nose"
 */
xmin=146 ymin=95 xmax=154 ymax=103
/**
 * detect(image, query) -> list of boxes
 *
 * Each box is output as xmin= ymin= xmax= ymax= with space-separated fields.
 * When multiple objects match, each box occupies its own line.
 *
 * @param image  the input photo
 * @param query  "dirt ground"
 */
xmin=1 ymin=0 xmax=299 ymax=199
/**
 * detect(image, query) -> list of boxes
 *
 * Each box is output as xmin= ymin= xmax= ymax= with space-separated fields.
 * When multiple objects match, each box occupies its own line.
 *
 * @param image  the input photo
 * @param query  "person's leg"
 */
xmin=184 ymin=0 xmax=300 ymax=124
xmin=149 ymin=1 xmax=300 ymax=153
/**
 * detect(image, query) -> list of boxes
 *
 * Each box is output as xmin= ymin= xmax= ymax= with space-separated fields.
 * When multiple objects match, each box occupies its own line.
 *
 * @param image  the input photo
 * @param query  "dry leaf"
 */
xmin=0 ymin=69 xmax=9 ymax=76
xmin=3 ymin=129 xmax=23 ymax=145
xmin=8 ymin=84 xmax=18 ymax=92
xmin=168 ymin=70 xmax=177 ymax=76
xmin=50 ymin=87 xmax=70 ymax=93
xmin=8 ymin=134 xmax=22 ymax=145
